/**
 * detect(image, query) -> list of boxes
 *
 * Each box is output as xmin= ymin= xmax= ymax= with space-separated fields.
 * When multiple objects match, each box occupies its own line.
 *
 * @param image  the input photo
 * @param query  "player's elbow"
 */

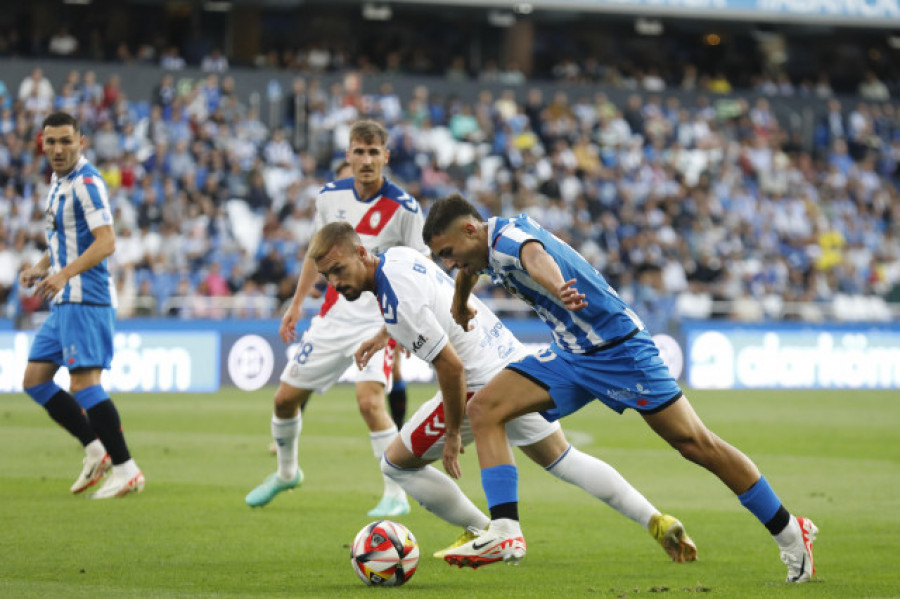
xmin=104 ymin=238 xmax=116 ymax=257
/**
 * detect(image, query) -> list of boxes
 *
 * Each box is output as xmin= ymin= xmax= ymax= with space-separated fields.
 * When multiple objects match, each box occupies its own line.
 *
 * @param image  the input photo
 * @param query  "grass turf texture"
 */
xmin=1 ymin=387 xmax=898 ymax=598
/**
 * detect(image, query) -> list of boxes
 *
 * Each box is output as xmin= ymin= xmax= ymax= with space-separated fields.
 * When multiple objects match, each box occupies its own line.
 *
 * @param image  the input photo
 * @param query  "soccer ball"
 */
xmin=350 ymin=520 xmax=419 ymax=586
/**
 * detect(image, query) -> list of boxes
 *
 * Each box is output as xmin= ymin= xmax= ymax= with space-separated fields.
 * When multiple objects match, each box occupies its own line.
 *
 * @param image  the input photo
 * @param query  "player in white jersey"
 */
xmin=334 ymin=159 xmax=409 ymax=430
xmin=246 ymin=121 xmax=426 ymax=517
xmin=309 ymin=222 xmax=697 ymax=567
xmin=422 ymin=193 xmax=817 ymax=582
xmin=20 ymin=111 xmax=144 ymax=499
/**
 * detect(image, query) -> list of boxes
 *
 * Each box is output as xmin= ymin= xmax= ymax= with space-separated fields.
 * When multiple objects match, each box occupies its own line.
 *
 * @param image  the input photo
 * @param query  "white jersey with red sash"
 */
xmin=313 ymin=176 xmax=427 ymax=323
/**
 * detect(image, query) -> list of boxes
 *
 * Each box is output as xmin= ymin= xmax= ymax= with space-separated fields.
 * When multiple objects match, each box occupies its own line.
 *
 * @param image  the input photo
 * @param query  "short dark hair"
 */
xmin=422 ymin=193 xmax=484 ymax=245
xmin=348 ymin=120 xmax=388 ymax=146
xmin=41 ymin=111 xmax=80 ymax=134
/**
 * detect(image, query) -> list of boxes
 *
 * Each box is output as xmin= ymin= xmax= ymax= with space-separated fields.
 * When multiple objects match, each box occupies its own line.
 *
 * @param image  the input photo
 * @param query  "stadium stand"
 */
xmin=2 ymin=2 xmax=899 ymax=335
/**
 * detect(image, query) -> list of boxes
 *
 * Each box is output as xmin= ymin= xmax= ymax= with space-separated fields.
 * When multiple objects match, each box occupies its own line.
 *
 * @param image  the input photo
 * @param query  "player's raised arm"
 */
xmin=519 ymin=241 xmax=587 ymax=311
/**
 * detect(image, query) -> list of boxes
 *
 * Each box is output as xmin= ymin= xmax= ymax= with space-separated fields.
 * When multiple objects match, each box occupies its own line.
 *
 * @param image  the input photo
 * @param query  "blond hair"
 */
xmin=308 ymin=221 xmax=360 ymax=261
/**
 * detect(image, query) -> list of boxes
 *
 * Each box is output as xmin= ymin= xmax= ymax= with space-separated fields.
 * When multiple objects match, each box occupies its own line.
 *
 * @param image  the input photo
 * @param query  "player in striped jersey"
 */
xmin=20 ymin=111 xmax=144 ymax=499
xmin=422 ymin=193 xmax=817 ymax=582
xmin=246 ymin=121 xmax=424 ymax=517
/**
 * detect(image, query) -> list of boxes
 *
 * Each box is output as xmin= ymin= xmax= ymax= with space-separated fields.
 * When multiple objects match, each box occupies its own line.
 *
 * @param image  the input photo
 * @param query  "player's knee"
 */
xmin=465 ymin=395 xmax=494 ymax=428
xmin=669 ymin=428 xmax=718 ymax=465
xmin=273 ymin=387 xmax=304 ymax=417
xmin=356 ymin=393 xmax=385 ymax=419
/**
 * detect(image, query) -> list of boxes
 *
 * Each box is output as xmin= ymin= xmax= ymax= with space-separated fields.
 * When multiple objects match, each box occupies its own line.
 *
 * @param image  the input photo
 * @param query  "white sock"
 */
xmin=490 ymin=517 xmax=522 ymax=537
xmin=382 ymin=457 xmax=489 ymax=529
xmin=774 ymin=515 xmax=801 ymax=549
xmin=547 ymin=445 xmax=658 ymax=527
xmin=370 ymin=427 xmax=405 ymax=499
xmin=272 ymin=414 xmax=302 ymax=481
xmin=85 ymin=439 xmax=106 ymax=460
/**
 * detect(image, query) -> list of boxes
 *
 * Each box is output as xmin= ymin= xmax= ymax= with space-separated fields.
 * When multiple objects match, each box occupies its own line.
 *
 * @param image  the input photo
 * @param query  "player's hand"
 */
xmin=559 ymin=279 xmax=587 ymax=311
xmin=279 ymin=305 xmax=301 ymax=343
xmin=34 ymin=272 xmax=66 ymax=301
xmin=442 ymin=430 xmax=464 ymax=479
xmin=19 ymin=267 xmax=45 ymax=288
xmin=451 ymin=302 xmax=477 ymax=331
xmin=355 ymin=332 xmax=389 ymax=369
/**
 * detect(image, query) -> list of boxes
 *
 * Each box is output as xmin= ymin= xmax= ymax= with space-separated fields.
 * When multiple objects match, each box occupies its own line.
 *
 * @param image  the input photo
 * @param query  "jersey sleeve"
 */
xmin=75 ymin=175 xmax=114 ymax=231
xmin=491 ymin=221 xmax=537 ymax=271
xmin=400 ymin=199 xmax=429 ymax=255
xmin=313 ymin=191 xmax=328 ymax=232
xmin=381 ymin=264 xmax=447 ymax=363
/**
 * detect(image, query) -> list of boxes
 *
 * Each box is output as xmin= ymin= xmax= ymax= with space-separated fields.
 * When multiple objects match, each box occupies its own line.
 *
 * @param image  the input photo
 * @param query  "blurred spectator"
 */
xmin=201 ymin=48 xmax=229 ymax=73
xmin=48 ymin=27 xmax=78 ymax=57
xmin=858 ymin=71 xmax=890 ymax=101
xmin=17 ymin=68 xmax=54 ymax=104
xmin=160 ymin=46 xmax=186 ymax=70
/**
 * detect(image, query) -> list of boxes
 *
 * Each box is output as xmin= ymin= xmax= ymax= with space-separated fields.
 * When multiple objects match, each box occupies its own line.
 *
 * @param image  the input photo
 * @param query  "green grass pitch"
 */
xmin=1 ymin=386 xmax=898 ymax=598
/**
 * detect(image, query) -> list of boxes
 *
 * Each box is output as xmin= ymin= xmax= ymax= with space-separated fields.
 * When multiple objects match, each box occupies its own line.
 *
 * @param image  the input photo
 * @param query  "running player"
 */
xmin=422 ymin=193 xmax=817 ymax=582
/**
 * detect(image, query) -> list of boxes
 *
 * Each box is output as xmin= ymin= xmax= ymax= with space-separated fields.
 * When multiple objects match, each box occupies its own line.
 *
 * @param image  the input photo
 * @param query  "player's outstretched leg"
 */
xmin=648 ymin=513 xmax=698 ymax=563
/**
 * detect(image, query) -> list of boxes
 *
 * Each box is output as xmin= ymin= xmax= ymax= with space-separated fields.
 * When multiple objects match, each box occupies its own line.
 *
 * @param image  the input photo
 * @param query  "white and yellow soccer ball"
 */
xmin=350 ymin=520 xmax=419 ymax=586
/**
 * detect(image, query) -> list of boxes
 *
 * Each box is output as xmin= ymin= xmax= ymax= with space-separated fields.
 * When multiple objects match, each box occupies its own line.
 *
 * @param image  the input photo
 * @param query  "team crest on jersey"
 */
xmin=368 ymin=211 xmax=382 ymax=230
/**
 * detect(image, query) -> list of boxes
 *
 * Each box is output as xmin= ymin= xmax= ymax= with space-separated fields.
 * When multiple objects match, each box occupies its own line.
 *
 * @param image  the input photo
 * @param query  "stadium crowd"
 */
xmin=1 ymin=63 xmax=899 ymax=331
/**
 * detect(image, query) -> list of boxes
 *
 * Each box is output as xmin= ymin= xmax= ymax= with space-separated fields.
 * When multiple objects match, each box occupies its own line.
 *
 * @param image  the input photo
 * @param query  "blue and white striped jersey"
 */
xmin=485 ymin=214 xmax=644 ymax=354
xmin=44 ymin=156 xmax=116 ymax=306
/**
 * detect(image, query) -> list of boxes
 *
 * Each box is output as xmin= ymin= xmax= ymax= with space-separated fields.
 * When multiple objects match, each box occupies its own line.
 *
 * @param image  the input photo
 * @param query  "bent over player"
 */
xmin=422 ymin=193 xmax=817 ymax=583
xmin=309 ymin=221 xmax=697 ymax=565
xmin=246 ymin=120 xmax=424 ymax=517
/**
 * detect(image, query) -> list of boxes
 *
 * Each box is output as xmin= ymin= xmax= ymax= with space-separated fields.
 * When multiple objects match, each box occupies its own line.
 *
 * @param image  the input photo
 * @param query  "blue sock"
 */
xmin=738 ymin=476 xmax=782 ymax=525
xmin=25 ymin=381 xmax=62 ymax=405
xmin=481 ymin=464 xmax=518 ymax=509
xmin=73 ymin=385 xmax=109 ymax=410
xmin=393 ymin=380 xmax=406 ymax=392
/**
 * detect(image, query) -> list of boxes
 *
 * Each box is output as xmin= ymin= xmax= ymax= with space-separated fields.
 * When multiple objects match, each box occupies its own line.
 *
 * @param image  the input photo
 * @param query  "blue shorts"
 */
xmin=506 ymin=330 xmax=683 ymax=421
xmin=29 ymin=303 xmax=115 ymax=370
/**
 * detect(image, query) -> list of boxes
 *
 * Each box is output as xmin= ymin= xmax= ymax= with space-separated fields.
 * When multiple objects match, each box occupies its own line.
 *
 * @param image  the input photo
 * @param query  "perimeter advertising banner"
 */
xmin=0 ymin=330 xmax=219 ymax=393
xmin=683 ymin=321 xmax=900 ymax=389
xmin=2 ymin=319 xmax=897 ymax=392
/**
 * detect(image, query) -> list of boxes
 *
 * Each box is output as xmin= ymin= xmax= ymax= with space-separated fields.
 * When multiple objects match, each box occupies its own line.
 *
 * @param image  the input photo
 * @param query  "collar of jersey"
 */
xmin=355 ymin=177 xmax=389 ymax=203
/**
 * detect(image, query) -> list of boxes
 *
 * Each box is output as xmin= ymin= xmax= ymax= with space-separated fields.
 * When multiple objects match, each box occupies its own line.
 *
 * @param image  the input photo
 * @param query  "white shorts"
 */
xmin=279 ymin=311 xmax=394 ymax=394
xmin=399 ymin=389 xmax=560 ymax=461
